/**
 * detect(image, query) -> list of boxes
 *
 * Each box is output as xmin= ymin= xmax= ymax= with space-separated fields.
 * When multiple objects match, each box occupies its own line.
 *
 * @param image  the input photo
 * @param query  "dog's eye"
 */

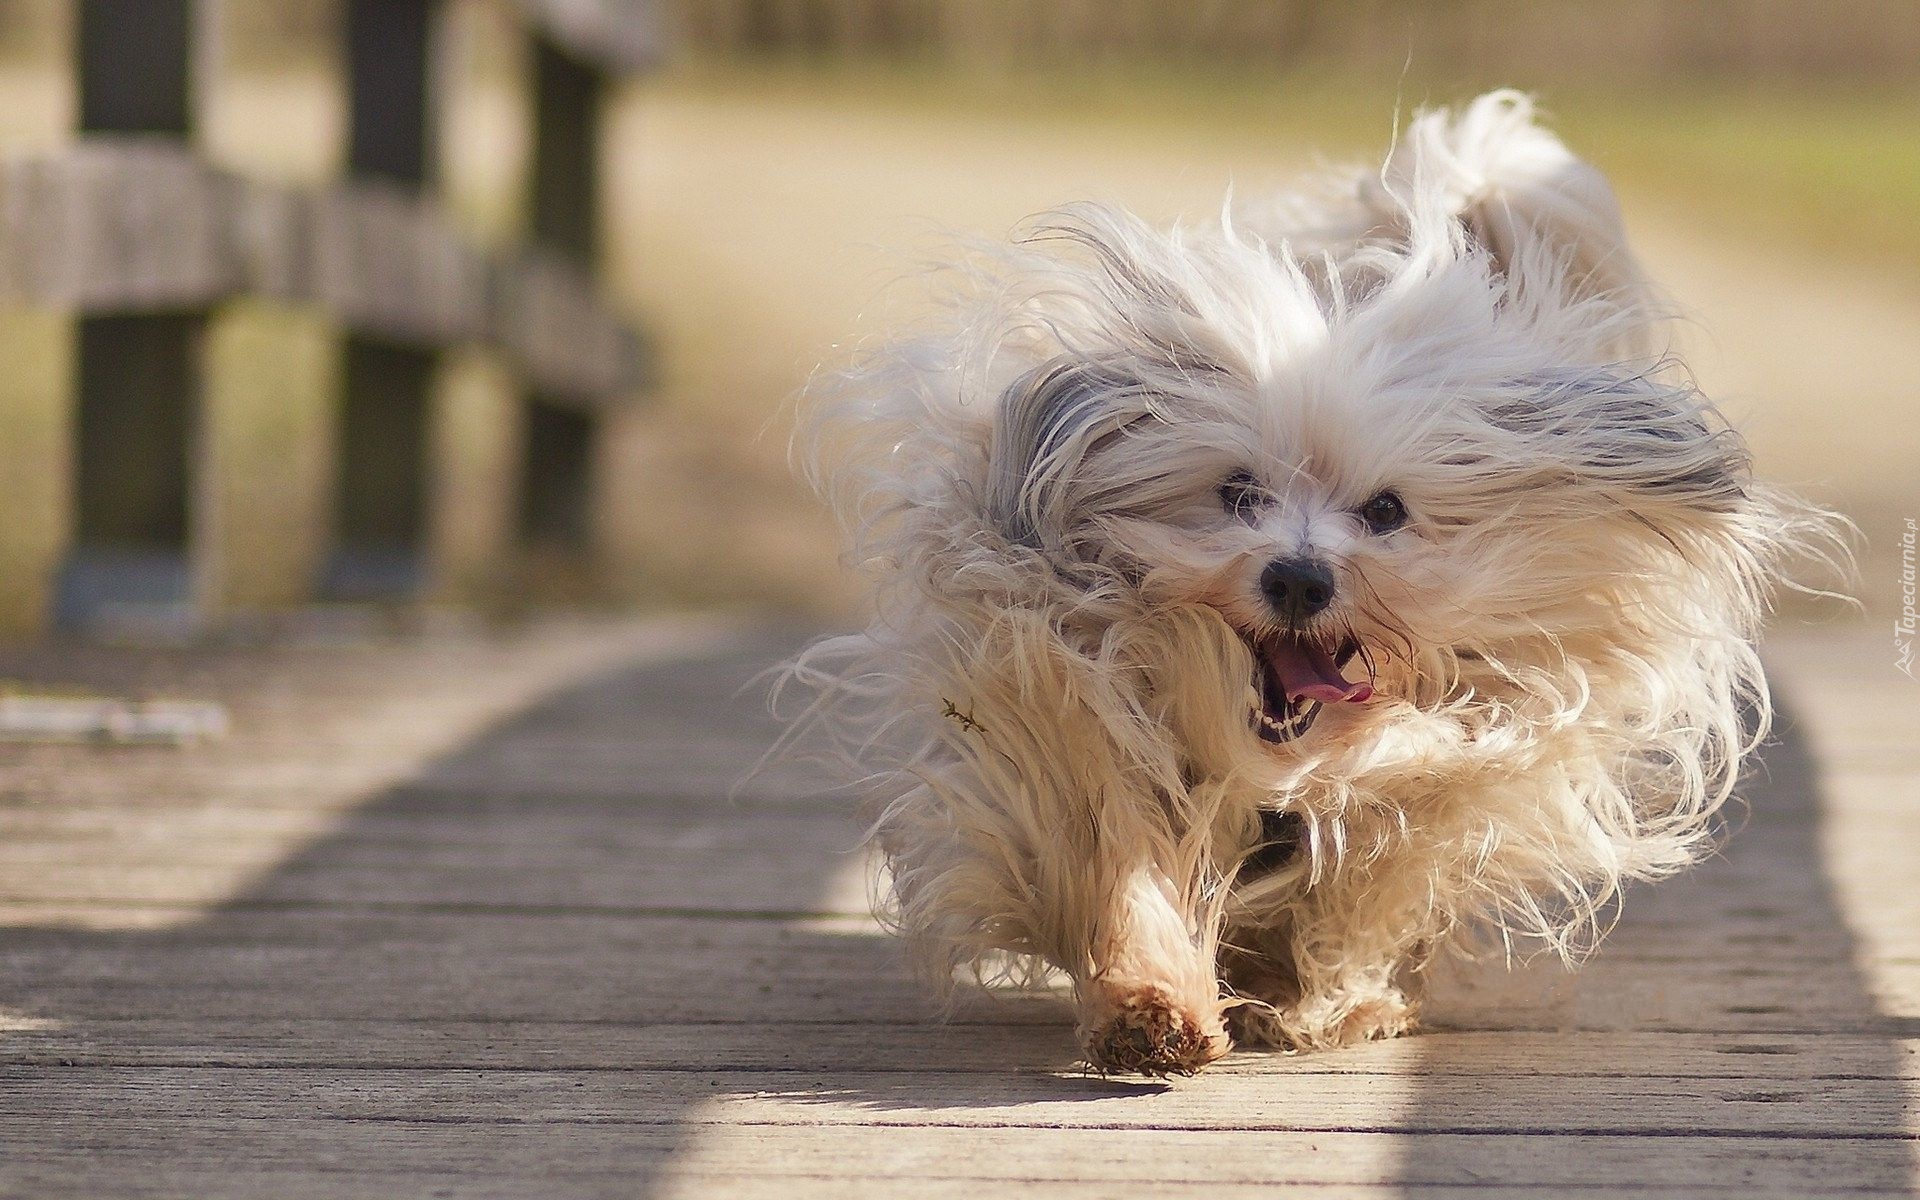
xmin=1357 ymin=490 xmax=1408 ymax=533
xmin=1218 ymin=471 xmax=1270 ymax=519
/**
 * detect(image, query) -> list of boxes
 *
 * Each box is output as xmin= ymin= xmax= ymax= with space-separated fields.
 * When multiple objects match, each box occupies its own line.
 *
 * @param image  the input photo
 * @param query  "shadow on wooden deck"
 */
xmin=1394 ymin=694 xmax=1920 ymax=1191
xmin=0 ymin=636 xmax=876 ymax=1192
xmin=0 ymin=635 xmax=1913 ymax=1195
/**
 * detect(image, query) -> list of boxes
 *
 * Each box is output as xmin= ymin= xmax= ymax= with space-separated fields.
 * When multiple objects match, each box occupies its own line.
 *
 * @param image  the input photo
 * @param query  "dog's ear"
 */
xmin=1491 ymin=367 xmax=1750 ymax=521
xmin=986 ymin=358 xmax=1142 ymax=548
xmin=1367 ymin=91 xmax=1645 ymax=311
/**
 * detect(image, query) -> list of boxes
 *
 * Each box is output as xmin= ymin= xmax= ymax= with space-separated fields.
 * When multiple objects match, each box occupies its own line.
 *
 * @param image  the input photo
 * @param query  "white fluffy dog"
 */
xmin=787 ymin=92 xmax=1838 ymax=1074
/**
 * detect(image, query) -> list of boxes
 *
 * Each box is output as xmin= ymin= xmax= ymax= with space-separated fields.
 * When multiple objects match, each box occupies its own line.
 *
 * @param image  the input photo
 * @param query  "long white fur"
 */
xmin=783 ymin=91 xmax=1845 ymax=1069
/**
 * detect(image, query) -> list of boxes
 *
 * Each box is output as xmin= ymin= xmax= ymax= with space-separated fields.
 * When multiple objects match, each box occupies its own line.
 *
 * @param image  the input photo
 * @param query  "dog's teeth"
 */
xmin=1254 ymin=696 xmax=1325 ymax=743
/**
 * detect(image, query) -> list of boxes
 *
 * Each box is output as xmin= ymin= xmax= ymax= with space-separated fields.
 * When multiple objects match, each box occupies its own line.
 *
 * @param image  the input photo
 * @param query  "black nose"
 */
xmin=1261 ymin=556 xmax=1335 ymax=623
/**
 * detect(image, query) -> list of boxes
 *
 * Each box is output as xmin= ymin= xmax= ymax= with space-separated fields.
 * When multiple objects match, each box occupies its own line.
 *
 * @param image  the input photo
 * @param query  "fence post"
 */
xmin=52 ymin=0 xmax=209 ymax=634
xmin=317 ymin=0 xmax=441 ymax=602
xmin=517 ymin=28 xmax=609 ymax=591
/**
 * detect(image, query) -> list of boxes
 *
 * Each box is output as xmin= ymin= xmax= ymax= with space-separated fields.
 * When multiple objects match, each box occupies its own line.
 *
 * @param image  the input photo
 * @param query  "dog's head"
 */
xmin=976 ymin=93 xmax=1771 ymax=754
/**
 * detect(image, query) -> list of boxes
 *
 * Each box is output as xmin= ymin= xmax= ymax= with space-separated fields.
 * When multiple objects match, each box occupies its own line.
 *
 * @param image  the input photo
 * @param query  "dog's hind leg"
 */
xmin=1221 ymin=908 xmax=1423 ymax=1051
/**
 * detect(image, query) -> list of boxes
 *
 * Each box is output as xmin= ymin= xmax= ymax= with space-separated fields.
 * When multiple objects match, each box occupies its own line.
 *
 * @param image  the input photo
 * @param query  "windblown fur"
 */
xmin=784 ymin=91 xmax=1844 ymax=1073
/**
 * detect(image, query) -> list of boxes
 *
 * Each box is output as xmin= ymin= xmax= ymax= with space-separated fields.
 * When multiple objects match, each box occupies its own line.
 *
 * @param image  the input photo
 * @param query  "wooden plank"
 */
xmin=0 ymin=1172 xmax=1554 ymax=1200
xmin=0 ymin=851 xmax=874 ymax=915
xmin=492 ymin=248 xmax=645 ymax=397
xmin=308 ymin=182 xmax=489 ymax=346
xmin=1 ymin=1125 xmax=1910 ymax=1198
xmin=623 ymin=1126 xmax=1920 ymax=1195
xmin=0 ymin=912 xmax=944 ymax=1025
xmin=2 ymin=1019 xmax=1915 ymax=1081
xmin=0 ymin=797 xmax=1897 ymax=950
xmin=0 ymin=861 xmax=1902 ymax=959
xmin=0 ymin=800 xmax=863 ymax=854
xmin=0 ymin=616 xmax=776 ymax=755
xmin=1 ymin=909 xmax=1913 ymax=1033
xmin=649 ymin=1182 xmax=1865 ymax=1200
xmin=6 ymin=886 xmax=1890 ymax=966
xmin=0 ymin=141 xmax=239 ymax=307
xmin=1 ymin=1063 xmax=1912 ymax=1139
xmin=0 ymin=809 xmax=871 ymax=873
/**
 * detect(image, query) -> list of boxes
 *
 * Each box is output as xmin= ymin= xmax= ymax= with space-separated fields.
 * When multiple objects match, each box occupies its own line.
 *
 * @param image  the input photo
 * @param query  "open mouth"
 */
xmin=1247 ymin=632 xmax=1371 ymax=745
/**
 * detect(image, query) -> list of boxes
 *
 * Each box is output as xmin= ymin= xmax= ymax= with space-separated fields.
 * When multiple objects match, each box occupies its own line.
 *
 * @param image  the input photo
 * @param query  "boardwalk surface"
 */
xmin=0 ymin=616 xmax=1915 ymax=1198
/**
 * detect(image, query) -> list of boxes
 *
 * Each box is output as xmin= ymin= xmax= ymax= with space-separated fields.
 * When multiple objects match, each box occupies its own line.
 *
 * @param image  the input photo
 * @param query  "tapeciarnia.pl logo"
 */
xmin=1898 ymin=517 xmax=1917 ymax=678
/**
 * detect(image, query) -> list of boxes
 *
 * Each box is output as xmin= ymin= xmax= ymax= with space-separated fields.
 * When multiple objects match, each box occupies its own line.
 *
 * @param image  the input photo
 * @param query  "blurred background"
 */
xmin=634 ymin=0 xmax=1919 ymax=624
xmin=0 ymin=0 xmax=1914 ymax=640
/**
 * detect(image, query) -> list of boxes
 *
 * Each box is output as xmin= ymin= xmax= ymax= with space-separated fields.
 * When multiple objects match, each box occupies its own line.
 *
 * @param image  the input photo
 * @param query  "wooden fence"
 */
xmin=0 ymin=0 xmax=662 ymax=638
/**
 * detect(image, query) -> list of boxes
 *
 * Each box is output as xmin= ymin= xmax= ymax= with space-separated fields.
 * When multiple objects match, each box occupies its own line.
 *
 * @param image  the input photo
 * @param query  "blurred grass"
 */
xmin=1555 ymin=90 xmax=1920 ymax=275
xmin=650 ymin=60 xmax=1920 ymax=273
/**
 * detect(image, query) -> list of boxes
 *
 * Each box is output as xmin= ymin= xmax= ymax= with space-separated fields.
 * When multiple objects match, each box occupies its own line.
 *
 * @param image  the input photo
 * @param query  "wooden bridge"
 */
xmin=0 ymin=616 xmax=1913 ymax=1197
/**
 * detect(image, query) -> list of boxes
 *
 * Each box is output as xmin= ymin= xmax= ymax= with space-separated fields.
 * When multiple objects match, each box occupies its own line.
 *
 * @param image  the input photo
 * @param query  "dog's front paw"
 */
xmin=1231 ymin=986 xmax=1419 ymax=1051
xmin=1078 ymin=982 xmax=1230 ymax=1076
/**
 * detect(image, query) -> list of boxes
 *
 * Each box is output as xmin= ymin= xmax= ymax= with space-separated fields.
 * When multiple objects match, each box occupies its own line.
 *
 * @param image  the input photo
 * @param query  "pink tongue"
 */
xmin=1264 ymin=639 xmax=1372 ymax=705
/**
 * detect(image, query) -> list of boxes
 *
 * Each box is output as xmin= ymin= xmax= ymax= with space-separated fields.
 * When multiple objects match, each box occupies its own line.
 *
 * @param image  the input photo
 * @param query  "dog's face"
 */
xmin=985 ymin=207 xmax=1753 ymax=756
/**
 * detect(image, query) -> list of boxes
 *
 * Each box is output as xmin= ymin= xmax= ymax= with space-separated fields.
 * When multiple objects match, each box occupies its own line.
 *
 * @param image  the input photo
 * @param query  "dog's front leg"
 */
xmin=1074 ymin=861 xmax=1230 ymax=1075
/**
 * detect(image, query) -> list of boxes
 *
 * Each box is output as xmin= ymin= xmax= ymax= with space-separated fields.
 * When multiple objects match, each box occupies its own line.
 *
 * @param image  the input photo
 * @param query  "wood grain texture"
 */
xmin=0 ymin=619 xmax=1915 ymax=1197
xmin=0 ymin=138 xmax=239 ymax=306
xmin=4 ymin=1019 xmax=1915 ymax=1079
